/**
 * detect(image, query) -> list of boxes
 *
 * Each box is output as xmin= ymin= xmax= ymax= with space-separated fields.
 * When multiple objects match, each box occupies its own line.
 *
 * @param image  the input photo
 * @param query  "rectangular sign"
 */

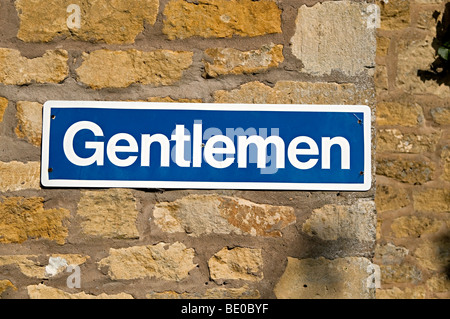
xmin=41 ymin=101 xmax=371 ymax=191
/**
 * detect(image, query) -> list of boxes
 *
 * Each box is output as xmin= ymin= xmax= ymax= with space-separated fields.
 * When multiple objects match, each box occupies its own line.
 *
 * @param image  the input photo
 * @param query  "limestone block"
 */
xmin=377 ymin=0 xmax=410 ymax=30
xmin=0 ymin=161 xmax=40 ymax=191
xmin=274 ymin=257 xmax=376 ymax=299
xmin=15 ymin=0 xmax=159 ymax=44
xmin=290 ymin=1 xmax=376 ymax=76
xmin=376 ymin=101 xmax=424 ymax=127
xmin=375 ymin=184 xmax=410 ymax=213
xmin=376 ymin=129 xmax=441 ymax=153
xmin=163 ymin=0 xmax=281 ymax=39
xmin=0 ymin=280 xmax=16 ymax=296
xmin=413 ymin=188 xmax=450 ymax=213
xmin=376 ymin=157 xmax=435 ymax=184
xmin=208 ymin=247 xmax=263 ymax=282
xmin=214 ymin=81 xmax=374 ymax=106
xmin=375 ymin=243 xmax=409 ymax=265
xmin=153 ymin=194 xmax=295 ymax=237
xmin=27 ymin=284 xmax=133 ymax=299
xmin=0 ymin=197 xmax=69 ymax=244
xmin=146 ymin=285 xmax=260 ymax=299
xmin=203 ymin=44 xmax=283 ymax=77
xmin=97 ymin=242 xmax=197 ymax=281
xmin=431 ymin=107 xmax=450 ymax=125
xmin=302 ymin=199 xmax=376 ymax=242
xmin=415 ymin=239 xmax=450 ymax=271
xmin=0 ymin=49 xmax=68 ymax=85
xmin=397 ymin=37 xmax=450 ymax=98
xmin=15 ymin=101 xmax=42 ymax=147
xmin=391 ymin=216 xmax=443 ymax=238
xmin=0 ymin=254 xmax=88 ymax=278
xmin=77 ymin=189 xmax=139 ymax=239
xmin=76 ymin=49 xmax=193 ymax=89
xmin=376 ymin=286 xmax=426 ymax=299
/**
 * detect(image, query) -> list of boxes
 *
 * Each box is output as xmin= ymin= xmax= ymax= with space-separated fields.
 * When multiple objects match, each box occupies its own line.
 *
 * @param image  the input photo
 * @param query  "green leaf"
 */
xmin=438 ymin=46 xmax=449 ymax=61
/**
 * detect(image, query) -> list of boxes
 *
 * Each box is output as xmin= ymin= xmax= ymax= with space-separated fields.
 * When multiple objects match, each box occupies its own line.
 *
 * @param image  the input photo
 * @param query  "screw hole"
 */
xmin=48 ymin=168 xmax=53 ymax=173
xmin=51 ymin=115 xmax=56 ymax=119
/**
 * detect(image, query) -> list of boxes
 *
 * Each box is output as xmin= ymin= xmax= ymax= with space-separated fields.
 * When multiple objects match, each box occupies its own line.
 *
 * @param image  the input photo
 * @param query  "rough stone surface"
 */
xmin=290 ymin=1 xmax=376 ymax=76
xmin=27 ymin=284 xmax=133 ymax=299
xmin=396 ymin=37 xmax=450 ymax=98
xmin=76 ymin=49 xmax=193 ymax=89
xmin=270 ymin=81 xmax=374 ymax=105
xmin=426 ymin=275 xmax=450 ymax=295
xmin=375 ymin=184 xmax=410 ymax=213
xmin=214 ymin=81 xmax=274 ymax=104
xmin=431 ymin=107 xmax=450 ymax=125
xmin=273 ymin=257 xmax=375 ymax=299
xmin=376 ymin=37 xmax=390 ymax=57
xmin=377 ymin=129 xmax=441 ymax=153
xmin=414 ymin=239 xmax=450 ymax=272
xmin=416 ymin=8 xmax=441 ymax=33
xmin=208 ymin=247 xmax=263 ymax=282
xmin=302 ymin=199 xmax=376 ymax=242
xmin=15 ymin=101 xmax=43 ymax=147
xmin=0 ymin=255 xmax=41 ymax=278
xmin=153 ymin=194 xmax=295 ymax=237
xmin=376 ymin=157 xmax=435 ymax=184
xmin=147 ymin=97 xmax=203 ymax=103
xmin=77 ymin=189 xmax=139 ymax=239
xmin=163 ymin=0 xmax=282 ymax=40
xmin=97 ymin=242 xmax=197 ymax=281
xmin=0 ymin=280 xmax=16 ymax=295
xmin=0 ymin=161 xmax=40 ymax=191
xmin=203 ymin=44 xmax=283 ymax=78
xmin=377 ymin=286 xmax=427 ymax=299
xmin=146 ymin=285 xmax=260 ymax=299
xmin=391 ymin=216 xmax=443 ymax=238
xmin=412 ymin=188 xmax=450 ymax=213
xmin=376 ymin=101 xmax=424 ymax=127
xmin=0 ymin=254 xmax=89 ymax=278
xmin=0 ymin=49 xmax=68 ymax=85
xmin=15 ymin=0 xmax=159 ymax=44
xmin=0 ymin=97 xmax=7 ymax=122
xmin=375 ymin=243 xmax=409 ymax=265
xmin=377 ymin=0 xmax=410 ymax=30
xmin=0 ymin=197 xmax=69 ymax=244
xmin=380 ymin=264 xmax=422 ymax=284
xmin=375 ymin=65 xmax=388 ymax=91
xmin=214 ymin=81 xmax=373 ymax=105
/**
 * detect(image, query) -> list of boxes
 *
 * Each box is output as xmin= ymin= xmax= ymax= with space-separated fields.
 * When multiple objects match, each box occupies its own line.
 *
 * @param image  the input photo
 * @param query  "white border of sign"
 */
xmin=41 ymin=101 xmax=372 ymax=191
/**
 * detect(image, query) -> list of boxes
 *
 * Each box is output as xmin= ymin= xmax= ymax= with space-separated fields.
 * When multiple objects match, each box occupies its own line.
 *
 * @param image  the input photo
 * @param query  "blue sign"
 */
xmin=41 ymin=101 xmax=371 ymax=191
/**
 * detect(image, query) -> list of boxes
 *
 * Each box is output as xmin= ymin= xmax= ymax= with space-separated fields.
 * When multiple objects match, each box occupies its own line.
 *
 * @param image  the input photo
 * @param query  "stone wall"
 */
xmin=1 ymin=0 xmax=379 ymax=299
xmin=374 ymin=0 xmax=449 ymax=299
